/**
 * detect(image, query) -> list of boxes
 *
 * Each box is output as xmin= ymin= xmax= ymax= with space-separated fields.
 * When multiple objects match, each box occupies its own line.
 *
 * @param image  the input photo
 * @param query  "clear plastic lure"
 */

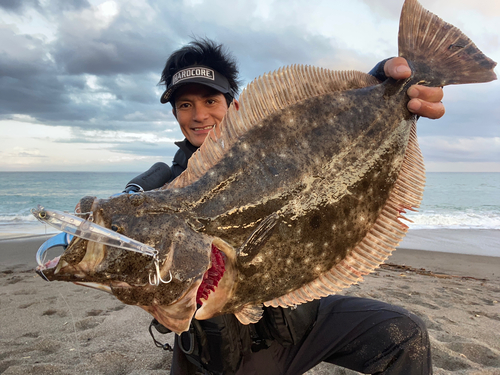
xmin=31 ymin=205 xmax=158 ymax=257
xmin=32 ymin=205 xmax=172 ymax=286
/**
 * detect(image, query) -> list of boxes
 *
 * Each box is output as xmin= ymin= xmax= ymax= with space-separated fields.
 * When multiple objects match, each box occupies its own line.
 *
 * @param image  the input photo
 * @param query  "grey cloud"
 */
xmin=0 ymin=0 xmax=89 ymax=15
xmin=110 ymin=141 xmax=179 ymax=158
xmin=0 ymin=0 xmax=40 ymax=13
xmin=39 ymin=0 xmax=90 ymax=13
xmin=417 ymin=85 xmax=500 ymax=139
xmin=1 ymin=0 xmax=498 ymax=168
xmin=0 ymin=29 xmax=50 ymax=77
xmin=17 ymin=152 xmax=47 ymax=158
xmin=1 ymin=0 xmax=343 ymax=130
xmin=420 ymin=137 xmax=500 ymax=163
xmin=52 ymin=28 xmax=168 ymax=76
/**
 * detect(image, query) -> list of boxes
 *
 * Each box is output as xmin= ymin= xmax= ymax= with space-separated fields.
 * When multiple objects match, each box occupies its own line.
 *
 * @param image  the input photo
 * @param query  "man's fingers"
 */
xmin=407 ymin=85 xmax=444 ymax=103
xmin=384 ymin=58 xmax=446 ymax=119
xmin=384 ymin=57 xmax=411 ymax=80
xmin=408 ymin=99 xmax=446 ymax=119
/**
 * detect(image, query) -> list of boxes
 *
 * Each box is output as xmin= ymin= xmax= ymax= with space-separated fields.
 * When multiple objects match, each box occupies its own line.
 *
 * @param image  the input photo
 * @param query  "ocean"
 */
xmin=0 ymin=172 xmax=499 ymax=255
xmin=0 ymin=172 xmax=138 ymax=238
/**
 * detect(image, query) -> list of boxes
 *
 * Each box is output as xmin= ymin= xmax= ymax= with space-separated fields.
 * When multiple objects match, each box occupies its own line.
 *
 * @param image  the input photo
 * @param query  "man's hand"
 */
xmin=384 ymin=57 xmax=445 ymax=119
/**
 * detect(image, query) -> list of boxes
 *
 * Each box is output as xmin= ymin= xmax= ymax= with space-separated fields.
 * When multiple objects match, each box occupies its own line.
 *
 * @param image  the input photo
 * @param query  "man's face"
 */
xmin=173 ymin=83 xmax=229 ymax=147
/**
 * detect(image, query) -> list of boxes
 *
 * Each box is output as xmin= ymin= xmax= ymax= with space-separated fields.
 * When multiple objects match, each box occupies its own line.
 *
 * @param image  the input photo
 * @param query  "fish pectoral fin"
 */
xmin=237 ymin=213 xmax=279 ymax=258
xmin=234 ymin=304 xmax=263 ymax=325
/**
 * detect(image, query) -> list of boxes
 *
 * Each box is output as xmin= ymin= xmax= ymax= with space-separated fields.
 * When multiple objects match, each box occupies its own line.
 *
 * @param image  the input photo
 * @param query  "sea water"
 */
xmin=0 ymin=172 xmax=138 ymax=238
xmin=0 ymin=172 xmax=499 ymax=253
xmin=404 ymin=173 xmax=500 ymax=230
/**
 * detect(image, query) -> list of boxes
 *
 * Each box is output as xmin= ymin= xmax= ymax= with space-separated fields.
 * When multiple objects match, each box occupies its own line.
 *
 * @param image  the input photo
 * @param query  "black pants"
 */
xmin=170 ymin=296 xmax=432 ymax=375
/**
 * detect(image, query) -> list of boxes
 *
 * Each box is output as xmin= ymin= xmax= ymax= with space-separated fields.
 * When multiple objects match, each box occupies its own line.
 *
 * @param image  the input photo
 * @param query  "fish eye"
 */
xmin=111 ymin=225 xmax=119 ymax=232
xmin=39 ymin=211 xmax=46 ymax=219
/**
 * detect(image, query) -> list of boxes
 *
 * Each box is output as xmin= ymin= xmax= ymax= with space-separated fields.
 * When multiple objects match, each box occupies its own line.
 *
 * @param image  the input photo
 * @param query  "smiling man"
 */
xmin=137 ymin=38 xmax=443 ymax=375
xmin=170 ymin=83 xmax=238 ymax=147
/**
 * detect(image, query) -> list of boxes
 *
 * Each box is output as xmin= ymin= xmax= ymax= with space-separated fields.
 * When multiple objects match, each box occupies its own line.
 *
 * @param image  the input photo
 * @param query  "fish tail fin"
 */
xmin=398 ymin=0 xmax=497 ymax=86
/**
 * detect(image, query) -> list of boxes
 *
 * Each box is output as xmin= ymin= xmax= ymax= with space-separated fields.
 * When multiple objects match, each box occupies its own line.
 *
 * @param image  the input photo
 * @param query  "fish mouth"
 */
xmin=32 ymin=206 xmax=236 ymax=333
xmin=196 ymin=244 xmax=226 ymax=305
xmin=35 ymin=231 xmax=73 ymax=281
xmin=36 ymin=256 xmax=61 ymax=281
xmin=32 ymin=207 xmax=161 ymax=283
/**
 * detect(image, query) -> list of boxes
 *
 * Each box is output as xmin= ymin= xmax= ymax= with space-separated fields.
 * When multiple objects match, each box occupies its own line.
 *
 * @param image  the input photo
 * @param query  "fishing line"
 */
xmin=58 ymin=290 xmax=85 ymax=371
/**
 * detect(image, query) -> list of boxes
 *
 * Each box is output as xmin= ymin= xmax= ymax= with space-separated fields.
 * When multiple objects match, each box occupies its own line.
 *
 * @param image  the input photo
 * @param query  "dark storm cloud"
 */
xmin=0 ymin=0 xmax=89 ymax=14
xmin=0 ymin=0 xmax=342 ymax=137
xmin=1 ymin=0 xmax=498 ymax=169
xmin=0 ymin=1 xmax=177 ymax=129
xmin=52 ymin=20 xmax=168 ymax=76
xmin=0 ymin=0 xmax=40 ymax=13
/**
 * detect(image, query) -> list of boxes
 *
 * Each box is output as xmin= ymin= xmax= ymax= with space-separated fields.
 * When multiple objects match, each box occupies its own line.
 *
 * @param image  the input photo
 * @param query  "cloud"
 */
xmin=419 ymin=136 xmax=500 ymax=162
xmin=12 ymin=147 xmax=47 ymax=158
xmin=0 ymin=0 xmax=40 ymax=13
xmin=0 ymin=0 xmax=498 ymax=172
xmin=52 ymin=3 xmax=167 ymax=76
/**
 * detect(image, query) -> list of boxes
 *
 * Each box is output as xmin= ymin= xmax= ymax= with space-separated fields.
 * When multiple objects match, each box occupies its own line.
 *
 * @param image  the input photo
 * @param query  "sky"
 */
xmin=0 ymin=0 xmax=499 ymax=173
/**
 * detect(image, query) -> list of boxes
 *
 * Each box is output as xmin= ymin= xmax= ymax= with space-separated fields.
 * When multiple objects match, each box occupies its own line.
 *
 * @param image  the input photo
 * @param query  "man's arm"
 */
xmin=371 ymin=57 xmax=445 ymax=120
xmin=123 ymin=162 xmax=172 ymax=193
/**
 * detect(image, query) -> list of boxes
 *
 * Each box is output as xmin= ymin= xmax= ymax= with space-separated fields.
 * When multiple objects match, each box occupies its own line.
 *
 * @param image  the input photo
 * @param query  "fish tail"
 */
xmin=398 ymin=0 xmax=497 ymax=86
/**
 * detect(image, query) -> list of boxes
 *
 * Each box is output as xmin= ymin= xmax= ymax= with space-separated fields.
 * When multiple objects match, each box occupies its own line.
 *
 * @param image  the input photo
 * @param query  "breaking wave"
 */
xmin=405 ymin=209 xmax=500 ymax=230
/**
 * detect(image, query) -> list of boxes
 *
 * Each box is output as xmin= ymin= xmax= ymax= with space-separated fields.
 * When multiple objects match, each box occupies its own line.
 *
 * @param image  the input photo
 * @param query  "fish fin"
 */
xmin=234 ymin=304 xmax=263 ymax=325
xmin=265 ymin=120 xmax=425 ymax=308
xmin=399 ymin=0 xmax=497 ymax=86
xmin=237 ymin=213 xmax=279 ymax=258
xmin=166 ymin=67 xmax=379 ymax=189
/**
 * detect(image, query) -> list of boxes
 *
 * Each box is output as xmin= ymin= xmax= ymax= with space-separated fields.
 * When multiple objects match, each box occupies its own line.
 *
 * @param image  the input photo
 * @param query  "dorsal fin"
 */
xmin=264 ymin=120 xmax=425 ymax=309
xmin=166 ymin=66 xmax=379 ymax=189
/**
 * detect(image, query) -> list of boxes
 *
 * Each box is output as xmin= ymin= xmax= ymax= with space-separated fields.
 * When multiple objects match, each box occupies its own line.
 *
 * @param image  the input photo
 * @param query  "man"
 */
xmin=135 ymin=38 xmax=444 ymax=375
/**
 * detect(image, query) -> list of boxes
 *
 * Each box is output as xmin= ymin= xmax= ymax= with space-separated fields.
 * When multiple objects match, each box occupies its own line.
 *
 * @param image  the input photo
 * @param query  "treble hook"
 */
xmin=149 ymin=257 xmax=173 ymax=286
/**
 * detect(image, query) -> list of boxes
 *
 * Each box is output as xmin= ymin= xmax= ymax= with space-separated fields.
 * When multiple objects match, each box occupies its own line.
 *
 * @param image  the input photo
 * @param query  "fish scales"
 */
xmin=178 ymin=88 xmax=413 ymax=305
xmin=33 ymin=0 xmax=497 ymax=334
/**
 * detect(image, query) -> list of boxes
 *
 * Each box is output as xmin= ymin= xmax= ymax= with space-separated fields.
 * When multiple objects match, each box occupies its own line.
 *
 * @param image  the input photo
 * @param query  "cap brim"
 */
xmin=160 ymin=79 xmax=230 ymax=104
xmin=160 ymin=65 xmax=231 ymax=104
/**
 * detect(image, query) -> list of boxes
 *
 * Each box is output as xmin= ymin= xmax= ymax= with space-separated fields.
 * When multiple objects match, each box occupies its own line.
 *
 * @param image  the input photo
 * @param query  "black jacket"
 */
xmin=169 ymin=139 xmax=199 ymax=182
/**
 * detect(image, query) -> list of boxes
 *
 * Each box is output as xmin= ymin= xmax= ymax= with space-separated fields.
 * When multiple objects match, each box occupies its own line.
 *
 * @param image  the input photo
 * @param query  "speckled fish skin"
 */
xmin=36 ymin=0 xmax=496 ymax=334
xmin=171 ymin=83 xmax=412 ymax=308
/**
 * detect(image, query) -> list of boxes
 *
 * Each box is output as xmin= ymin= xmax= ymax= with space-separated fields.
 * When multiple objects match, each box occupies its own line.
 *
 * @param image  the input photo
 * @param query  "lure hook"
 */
xmin=149 ymin=257 xmax=173 ymax=286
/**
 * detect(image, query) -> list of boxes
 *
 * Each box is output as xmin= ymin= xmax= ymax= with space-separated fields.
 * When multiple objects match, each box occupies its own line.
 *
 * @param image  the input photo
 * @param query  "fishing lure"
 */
xmin=32 ymin=205 xmax=171 ymax=285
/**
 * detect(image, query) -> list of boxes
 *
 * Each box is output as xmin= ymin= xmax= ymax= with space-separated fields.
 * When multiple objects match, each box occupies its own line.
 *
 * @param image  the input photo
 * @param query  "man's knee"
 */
xmin=365 ymin=312 xmax=432 ymax=374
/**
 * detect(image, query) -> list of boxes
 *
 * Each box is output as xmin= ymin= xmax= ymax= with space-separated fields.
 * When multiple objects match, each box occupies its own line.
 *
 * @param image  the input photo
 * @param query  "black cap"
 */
xmin=160 ymin=65 xmax=232 ymax=104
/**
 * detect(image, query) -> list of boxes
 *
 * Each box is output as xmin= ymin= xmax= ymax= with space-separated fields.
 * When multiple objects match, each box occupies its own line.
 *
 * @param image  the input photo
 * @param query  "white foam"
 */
xmin=405 ymin=209 xmax=500 ymax=230
xmin=0 ymin=214 xmax=38 ymax=223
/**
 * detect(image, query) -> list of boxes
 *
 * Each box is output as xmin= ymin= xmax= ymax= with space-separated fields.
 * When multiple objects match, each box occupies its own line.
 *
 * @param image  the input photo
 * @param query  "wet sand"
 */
xmin=0 ymin=235 xmax=499 ymax=374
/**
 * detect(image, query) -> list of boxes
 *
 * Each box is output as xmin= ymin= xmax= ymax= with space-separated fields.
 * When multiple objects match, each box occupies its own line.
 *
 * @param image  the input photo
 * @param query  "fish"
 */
xmin=33 ymin=0 xmax=496 ymax=334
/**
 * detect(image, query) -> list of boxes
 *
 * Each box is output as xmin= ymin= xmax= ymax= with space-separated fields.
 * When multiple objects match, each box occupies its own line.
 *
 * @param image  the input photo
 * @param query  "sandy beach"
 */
xmin=1 ymin=234 xmax=499 ymax=374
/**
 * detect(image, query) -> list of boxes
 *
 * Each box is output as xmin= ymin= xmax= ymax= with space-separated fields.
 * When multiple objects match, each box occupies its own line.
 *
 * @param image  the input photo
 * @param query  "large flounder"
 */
xmin=34 ymin=0 xmax=496 ymax=334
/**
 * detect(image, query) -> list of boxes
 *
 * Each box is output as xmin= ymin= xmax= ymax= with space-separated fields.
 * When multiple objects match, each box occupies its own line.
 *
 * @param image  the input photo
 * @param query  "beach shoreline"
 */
xmin=1 ymin=235 xmax=499 ymax=374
